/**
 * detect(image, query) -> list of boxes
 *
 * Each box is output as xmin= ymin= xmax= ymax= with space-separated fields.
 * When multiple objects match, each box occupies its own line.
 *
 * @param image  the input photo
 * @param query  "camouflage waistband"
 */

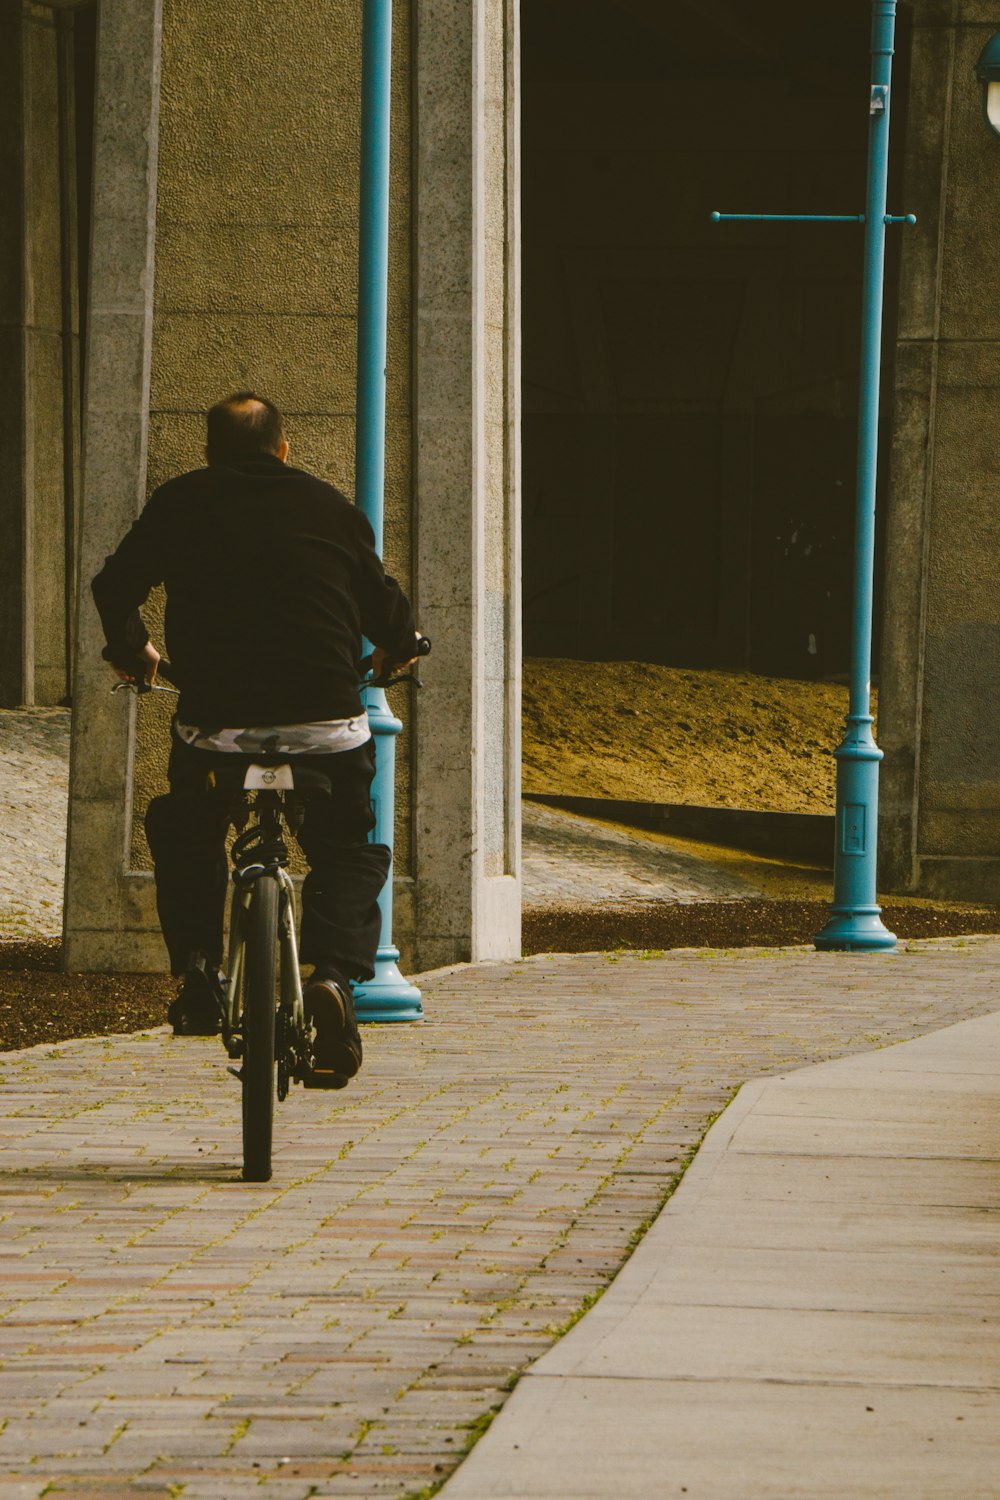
xmin=173 ymin=715 xmax=371 ymax=756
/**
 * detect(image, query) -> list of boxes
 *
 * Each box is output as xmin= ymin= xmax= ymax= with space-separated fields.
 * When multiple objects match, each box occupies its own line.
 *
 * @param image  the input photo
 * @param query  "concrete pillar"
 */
xmin=880 ymin=2 xmax=1000 ymax=903
xmin=411 ymin=0 xmax=522 ymax=968
xmin=0 ymin=1 xmax=29 ymax=706
xmin=0 ymin=0 xmax=80 ymax=708
xmin=62 ymin=0 xmax=163 ymax=970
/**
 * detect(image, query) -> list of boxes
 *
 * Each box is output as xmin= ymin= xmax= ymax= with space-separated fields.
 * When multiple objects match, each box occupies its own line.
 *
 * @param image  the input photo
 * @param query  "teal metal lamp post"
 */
xmin=813 ymin=0 xmax=902 ymax=950
xmin=713 ymin=0 xmax=913 ymax=952
xmin=351 ymin=0 xmax=423 ymax=1021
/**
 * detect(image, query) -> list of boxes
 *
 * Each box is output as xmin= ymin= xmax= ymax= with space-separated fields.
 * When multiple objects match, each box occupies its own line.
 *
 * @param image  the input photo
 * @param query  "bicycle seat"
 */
xmin=243 ymin=763 xmax=294 ymax=791
xmin=242 ymin=762 xmax=332 ymax=797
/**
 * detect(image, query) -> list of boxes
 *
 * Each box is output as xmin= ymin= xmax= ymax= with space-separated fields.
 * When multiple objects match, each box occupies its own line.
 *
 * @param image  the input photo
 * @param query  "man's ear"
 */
xmin=277 ymin=440 xmax=290 ymax=462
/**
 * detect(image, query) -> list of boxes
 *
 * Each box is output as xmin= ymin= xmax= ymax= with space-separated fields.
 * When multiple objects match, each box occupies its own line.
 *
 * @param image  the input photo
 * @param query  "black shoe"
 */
xmin=168 ymin=959 xmax=225 ymax=1036
xmin=303 ymin=973 xmax=362 ymax=1088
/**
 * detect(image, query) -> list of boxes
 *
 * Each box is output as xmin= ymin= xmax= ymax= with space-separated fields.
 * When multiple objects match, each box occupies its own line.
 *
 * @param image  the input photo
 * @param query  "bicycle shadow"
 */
xmin=0 ymin=1161 xmax=251 ymax=1186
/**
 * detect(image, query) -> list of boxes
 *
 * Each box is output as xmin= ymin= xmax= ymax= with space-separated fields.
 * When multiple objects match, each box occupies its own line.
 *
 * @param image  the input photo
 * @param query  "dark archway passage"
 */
xmin=522 ymin=0 xmax=910 ymax=681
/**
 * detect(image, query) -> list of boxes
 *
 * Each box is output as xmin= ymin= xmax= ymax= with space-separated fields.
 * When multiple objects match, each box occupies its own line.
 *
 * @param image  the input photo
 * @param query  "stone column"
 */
xmin=62 ymin=0 xmax=163 ymax=970
xmin=0 ymin=0 xmax=79 ymax=708
xmin=0 ymin=0 xmax=28 ymax=706
xmin=880 ymin=3 xmax=1000 ymax=903
xmin=410 ymin=0 xmax=521 ymax=969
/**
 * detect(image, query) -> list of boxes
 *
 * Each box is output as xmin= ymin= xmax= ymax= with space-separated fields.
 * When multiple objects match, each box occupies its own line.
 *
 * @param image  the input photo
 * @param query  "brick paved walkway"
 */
xmin=0 ymin=938 xmax=998 ymax=1498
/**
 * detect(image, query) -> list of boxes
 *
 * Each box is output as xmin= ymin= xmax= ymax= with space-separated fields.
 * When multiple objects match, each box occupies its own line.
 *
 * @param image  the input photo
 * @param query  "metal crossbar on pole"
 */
xmin=352 ymin=0 xmax=423 ymax=1020
xmin=712 ymin=0 xmax=912 ymax=953
xmin=710 ymin=212 xmax=915 ymax=225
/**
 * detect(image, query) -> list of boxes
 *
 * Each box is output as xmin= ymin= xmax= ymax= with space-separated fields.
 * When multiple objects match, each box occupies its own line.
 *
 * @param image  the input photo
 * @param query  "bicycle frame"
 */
xmin=223 ymin=863 xmax=305 ymax=1046
xmin=220 ymin=783 xmax=312 ymax=1077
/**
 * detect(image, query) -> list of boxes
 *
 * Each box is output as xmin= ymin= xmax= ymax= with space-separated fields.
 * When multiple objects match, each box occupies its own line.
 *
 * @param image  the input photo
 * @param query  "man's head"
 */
xmin=205 ymin=392 xmax=289 ymax=466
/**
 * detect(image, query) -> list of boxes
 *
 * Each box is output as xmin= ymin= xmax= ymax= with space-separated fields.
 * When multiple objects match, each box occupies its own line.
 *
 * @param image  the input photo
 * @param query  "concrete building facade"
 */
xmin=0 ymin=1 xmax=994 ymax=971
xmin=58 ymin=0 xmax=520 ymax=973
xmin=879 ymin=2 xmax=1000 ymax=904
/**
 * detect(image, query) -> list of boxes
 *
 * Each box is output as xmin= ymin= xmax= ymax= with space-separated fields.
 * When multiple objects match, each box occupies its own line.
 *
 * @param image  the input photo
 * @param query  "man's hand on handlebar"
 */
xmin=370 ymin=633 xmax=424 ymax=680
xmin=362 ymin=634 xmax=431 ymax=688
xmin=111 ymin=642 xmax=161 ymax=685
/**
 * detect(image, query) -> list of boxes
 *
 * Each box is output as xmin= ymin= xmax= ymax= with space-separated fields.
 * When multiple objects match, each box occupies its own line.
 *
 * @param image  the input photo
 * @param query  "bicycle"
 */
xmin=114 ymin=637 xmax=430 ymax=1182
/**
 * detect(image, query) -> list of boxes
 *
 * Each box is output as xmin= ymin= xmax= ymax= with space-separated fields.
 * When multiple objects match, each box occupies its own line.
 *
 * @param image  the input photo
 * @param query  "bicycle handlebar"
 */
xmin=110 ymin=657 xmax=178 ymax=695
xmin=360 ymin=634 xmax=432 ymax=689
xmin=113 ymin=636 xmax=432 ymax=699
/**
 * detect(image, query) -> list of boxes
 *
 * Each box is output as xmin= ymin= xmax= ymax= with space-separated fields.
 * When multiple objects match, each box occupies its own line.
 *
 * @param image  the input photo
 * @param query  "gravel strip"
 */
xmin=524 ymin=897 xmax=1000 ymax=955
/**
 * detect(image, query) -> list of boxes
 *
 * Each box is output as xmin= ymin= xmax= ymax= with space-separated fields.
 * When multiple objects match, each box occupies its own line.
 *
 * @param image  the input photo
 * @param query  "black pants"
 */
xmin=145 ymin=735 xmax=390 ymax=981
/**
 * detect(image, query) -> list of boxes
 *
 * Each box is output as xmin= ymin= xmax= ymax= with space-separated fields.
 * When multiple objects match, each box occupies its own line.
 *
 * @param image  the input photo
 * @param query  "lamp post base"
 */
xmin=815 ymin=714 xmax=897 ymax=954
xmin=354 ymin=683 xmax=423 ymax=1024
xmin=353 ymin=944 xmax=424 ymax=1023
xmin=814 ymin=906 xmax=897 ymax=952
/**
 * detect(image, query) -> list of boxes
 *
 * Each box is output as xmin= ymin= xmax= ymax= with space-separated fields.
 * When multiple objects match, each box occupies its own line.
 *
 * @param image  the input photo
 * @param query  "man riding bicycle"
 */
xmin=92 ymin=392 xmax=421 ymax=1088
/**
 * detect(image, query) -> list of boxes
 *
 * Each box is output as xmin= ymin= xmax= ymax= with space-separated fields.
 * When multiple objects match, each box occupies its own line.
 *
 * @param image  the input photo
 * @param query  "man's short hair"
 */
xmin=206 ymin=392 xmax=286 ymax=463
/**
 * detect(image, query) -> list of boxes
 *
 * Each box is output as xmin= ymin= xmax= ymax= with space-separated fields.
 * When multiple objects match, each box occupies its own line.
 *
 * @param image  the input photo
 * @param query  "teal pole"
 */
xmin=814 ymin=0 xmax=898 ymax=951
xmin=711 ymin=3 xmax=912 ymax=950
xmin=352 ymin=0 xmax=423 ymax=1019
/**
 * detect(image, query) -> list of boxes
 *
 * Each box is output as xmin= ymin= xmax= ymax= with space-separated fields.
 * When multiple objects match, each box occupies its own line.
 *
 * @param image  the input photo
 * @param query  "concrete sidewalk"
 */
xmin=0 ymin=940 xmax=998 ymax=1498
xmin=442 ymin=1007 xmax=1000 ymax=1499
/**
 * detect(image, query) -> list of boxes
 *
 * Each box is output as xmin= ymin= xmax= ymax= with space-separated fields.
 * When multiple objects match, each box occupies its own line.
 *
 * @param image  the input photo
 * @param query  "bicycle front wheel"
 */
xmin=241 ymin=874 xmax=279 ymax=1182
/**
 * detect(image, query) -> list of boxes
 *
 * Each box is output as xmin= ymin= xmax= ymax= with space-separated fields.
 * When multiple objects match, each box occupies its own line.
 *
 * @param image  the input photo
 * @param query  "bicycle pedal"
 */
xmin=302 ymin=1068 xmax=350 ymax=1091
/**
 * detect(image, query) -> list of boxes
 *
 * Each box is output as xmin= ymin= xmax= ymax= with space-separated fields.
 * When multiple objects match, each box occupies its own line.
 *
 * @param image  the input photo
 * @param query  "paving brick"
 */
xmin=1 ymin=939 xmax=999 ymax=1494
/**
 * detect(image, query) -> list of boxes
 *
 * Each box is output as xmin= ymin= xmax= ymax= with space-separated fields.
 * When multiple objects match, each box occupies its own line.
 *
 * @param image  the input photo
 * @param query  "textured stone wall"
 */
xmin=0 ymin=1 xmax=78 ymax=709
xmin=880 ymin=0 xmax=1000 ymax=902
xmin=24 ymin=5 xmax=69 ymax=705
xmin=0 ymin=0 xmax=25 ymax=706
xmin=130 ymin=0 xmax=414 ymax=888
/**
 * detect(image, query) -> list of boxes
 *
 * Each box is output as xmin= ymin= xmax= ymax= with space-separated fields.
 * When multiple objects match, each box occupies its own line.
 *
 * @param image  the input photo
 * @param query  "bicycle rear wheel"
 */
xmin=241 ymin=874 xmax=278 ymax=1182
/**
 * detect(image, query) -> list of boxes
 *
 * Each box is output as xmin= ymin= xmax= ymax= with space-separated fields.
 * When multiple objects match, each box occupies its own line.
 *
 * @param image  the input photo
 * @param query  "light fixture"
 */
xmin=975 ymin=33 xmax=1000 ymax=139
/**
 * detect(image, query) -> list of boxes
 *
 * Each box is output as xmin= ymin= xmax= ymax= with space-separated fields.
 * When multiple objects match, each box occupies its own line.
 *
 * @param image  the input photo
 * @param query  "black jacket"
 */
xmin=92 ymin=454 xmax=419 ymax=726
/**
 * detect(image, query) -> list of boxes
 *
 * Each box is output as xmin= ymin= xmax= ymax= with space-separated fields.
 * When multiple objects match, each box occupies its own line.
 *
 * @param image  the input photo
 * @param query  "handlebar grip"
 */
xmin=358 ymin=636 xmax=431 ymax=678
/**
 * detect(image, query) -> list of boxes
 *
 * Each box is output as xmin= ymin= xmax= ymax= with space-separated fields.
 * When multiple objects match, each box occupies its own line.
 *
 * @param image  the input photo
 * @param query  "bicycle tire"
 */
xmin=241 ymin=874 xmax=279 ymax=1182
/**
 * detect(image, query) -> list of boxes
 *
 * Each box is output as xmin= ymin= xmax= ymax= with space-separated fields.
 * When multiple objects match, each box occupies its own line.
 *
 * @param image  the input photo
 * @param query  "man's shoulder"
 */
xmin=147 ymin=467 xmax=212 ymax=505
xmin=283 ymin=465 xmax=357 ymax=511
xmin=149 ymin=463 xmax=361 ymax=526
